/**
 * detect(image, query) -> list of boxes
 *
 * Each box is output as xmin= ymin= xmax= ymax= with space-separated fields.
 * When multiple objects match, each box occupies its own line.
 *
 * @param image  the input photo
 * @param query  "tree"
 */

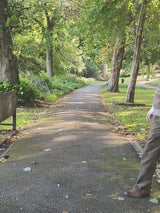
xmin=106 ymin=0 xmax=132 ymax=92
xmin=142 ymin=0 xmax=160 ymax=80
xmin=31 ymin=1 xmax=61 ymax=77
xmin=126 ymin=0 xmax=148 ymax=103
xmin=76 ymin=0 xmax=132 ymax=91
xmin=20 ymin=0 xmax=66 ymax=77
xmin=107 ymin=37 xmax=125 ymax=92
xmin=9 ymin=0 xmax=86 ymax=77
xmin=17 ymin=0 xmax=85 ymax=77
xmin=71 ymin=0 xmax=108 ymax=77
xmin=0 ymin=0 xmax=19 ymax=84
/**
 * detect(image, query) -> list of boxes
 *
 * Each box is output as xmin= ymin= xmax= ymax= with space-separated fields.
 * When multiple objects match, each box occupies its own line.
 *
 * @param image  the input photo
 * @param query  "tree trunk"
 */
xmin=0 ymin=0 xmax=19 ymax=84
xmin=46 ymin=46 xmax=53 ymax=77
xmin=107 ymin=37 xmax=125 ymax=92
xmin=44 ymin=7 xmax=54 ymax=78
xmin=125 ymin=0 xmax=147 ymax=103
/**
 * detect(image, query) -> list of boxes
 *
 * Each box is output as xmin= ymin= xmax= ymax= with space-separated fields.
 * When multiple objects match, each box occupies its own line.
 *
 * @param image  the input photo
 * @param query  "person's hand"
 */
xmin=146 ymin=112 xmax=153 ymax=121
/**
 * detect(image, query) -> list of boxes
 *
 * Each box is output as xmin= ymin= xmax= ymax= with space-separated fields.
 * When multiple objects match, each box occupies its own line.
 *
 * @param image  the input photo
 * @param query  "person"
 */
xmin=124 ymin=80 xmax=160 ymax=198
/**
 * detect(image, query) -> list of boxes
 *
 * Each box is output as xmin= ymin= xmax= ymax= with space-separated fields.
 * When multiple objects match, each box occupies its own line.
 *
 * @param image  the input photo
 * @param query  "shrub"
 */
xmin=0 ymin=75 xmax=86 ymax=106
xmin=29 ymin=71 xmax=53 ymax=96
xmin=0 ymin=79 xmax=40 ymax=106
xmin=30 ymin=74 xmax=86 ymax=100
xmin=17 ymin=78 xmax=41 ymax=105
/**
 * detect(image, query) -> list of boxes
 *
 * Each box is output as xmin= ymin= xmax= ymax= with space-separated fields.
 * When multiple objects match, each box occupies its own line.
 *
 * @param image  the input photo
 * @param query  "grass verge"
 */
xmin=0 ymin=107 xmax=48 ymax=140
xmin=101 ymin=83 xmax=155 ymax=144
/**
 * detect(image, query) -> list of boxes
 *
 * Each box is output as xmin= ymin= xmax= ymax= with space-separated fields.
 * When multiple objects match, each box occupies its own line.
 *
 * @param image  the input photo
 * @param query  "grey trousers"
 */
xmin=134 ymin=115 xmax=160 ymax=195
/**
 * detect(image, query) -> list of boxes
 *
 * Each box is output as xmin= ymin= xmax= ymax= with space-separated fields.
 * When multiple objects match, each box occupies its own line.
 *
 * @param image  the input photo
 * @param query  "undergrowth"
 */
xmin=0 ymin=73 xmax=86 ymax=106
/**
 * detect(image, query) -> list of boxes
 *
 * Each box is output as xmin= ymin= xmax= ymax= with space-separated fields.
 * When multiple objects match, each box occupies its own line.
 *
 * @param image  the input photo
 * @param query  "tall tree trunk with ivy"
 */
xmin=0 ymin=0 xmax=19 ymax=84
xmin=107 ymin=37 xmax=125 ymax=92
xmin=126 ymin=0 xmax=147 ymax=103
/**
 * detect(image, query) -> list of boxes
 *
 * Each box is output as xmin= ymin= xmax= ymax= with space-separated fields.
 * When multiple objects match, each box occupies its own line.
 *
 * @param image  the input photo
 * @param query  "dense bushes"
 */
xmin=0 ymin=74 xmax=86 ymax=106
xmin=30 ymin=73 xmax=86 ymax=101
xmin=0 ymin=79 xmax=40 ymax=106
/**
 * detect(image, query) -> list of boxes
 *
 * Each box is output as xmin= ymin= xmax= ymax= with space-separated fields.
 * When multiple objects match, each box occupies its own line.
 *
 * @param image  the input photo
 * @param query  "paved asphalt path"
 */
xmin=0 ymin=83 xmax=160 ymax=213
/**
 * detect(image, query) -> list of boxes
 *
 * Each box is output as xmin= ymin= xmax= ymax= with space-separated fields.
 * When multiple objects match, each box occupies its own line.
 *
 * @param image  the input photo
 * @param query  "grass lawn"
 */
xmin=0 ymin=106 xmax=50 ymax=140
xmin=101 ymin=83 xmax=155 ymax=143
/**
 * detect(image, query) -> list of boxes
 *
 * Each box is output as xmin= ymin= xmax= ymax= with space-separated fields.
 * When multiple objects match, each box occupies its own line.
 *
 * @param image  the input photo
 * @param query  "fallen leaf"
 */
xmin=82 ymin=161 xmax=87 ymax=164
xmin=65 ymin=195 xmax=69 ymax=199
xmin=149 ymin=198 xmax=158 ymax=204
xmin=130 ymin=178 xmax=136 ymax=181
xmin=86 ymin=193 xmax=92 ymax=197
xmin=23 ymin=167 xmax=31 ymax=172
xmin=0 ymin=158 xmax=6 ymax=163
xmin=10 ymin=138 xmax=15 ymax=143
xmin=44 ymin=149 xmax=52 ymax=152
xmin=112 ymin=197 xmax=118 ymax=200
xmin=117 ymin=196 xmax=125 ymax=201
xmin=156 ymin=164 xmax=160 ymax=169
xmin=31 ymin=161 xmax=38 ymax=165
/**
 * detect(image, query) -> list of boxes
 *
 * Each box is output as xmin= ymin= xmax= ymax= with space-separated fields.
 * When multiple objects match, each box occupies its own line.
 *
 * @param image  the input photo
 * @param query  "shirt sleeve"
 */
xmin=149 ymin=106 xmax=154 ymax=115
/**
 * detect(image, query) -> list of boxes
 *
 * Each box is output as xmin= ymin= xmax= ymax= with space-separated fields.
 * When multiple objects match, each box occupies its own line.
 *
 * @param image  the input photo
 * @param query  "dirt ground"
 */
xmin=0 ymin=83 xmax=160 ymax=213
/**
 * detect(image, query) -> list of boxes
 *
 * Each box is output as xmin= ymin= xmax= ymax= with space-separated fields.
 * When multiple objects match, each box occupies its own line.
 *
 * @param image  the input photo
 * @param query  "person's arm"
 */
xmin=146 ymin=106 xmax=154 ymax=121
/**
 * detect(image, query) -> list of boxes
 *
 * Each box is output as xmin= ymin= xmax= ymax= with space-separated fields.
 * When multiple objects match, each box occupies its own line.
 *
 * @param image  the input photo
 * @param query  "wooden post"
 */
xmin=0 ymin=91 xmax=17 ymax=131
xmin=13 ymin=110 xmax=16 ymax=131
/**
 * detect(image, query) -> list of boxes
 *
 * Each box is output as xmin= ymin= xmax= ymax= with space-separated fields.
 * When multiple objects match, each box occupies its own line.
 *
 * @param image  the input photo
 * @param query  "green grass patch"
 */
xmin=0 ymin=108 xmax=45 ymax=131
xmin=0 ymin=107 xmax=46 ymax=140
xmin=102 ymin=84 xmax=155 ymax=141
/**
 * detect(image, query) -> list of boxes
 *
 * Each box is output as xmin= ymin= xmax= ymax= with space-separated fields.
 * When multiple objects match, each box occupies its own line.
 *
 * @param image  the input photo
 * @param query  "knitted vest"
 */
xmin=153 ymin=79 xmax=160 ymax=116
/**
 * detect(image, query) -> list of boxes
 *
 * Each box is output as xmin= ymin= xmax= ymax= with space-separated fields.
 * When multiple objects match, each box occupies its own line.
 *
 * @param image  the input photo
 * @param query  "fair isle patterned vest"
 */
xmin=153 ymin=80 xmax=160 ymax=116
